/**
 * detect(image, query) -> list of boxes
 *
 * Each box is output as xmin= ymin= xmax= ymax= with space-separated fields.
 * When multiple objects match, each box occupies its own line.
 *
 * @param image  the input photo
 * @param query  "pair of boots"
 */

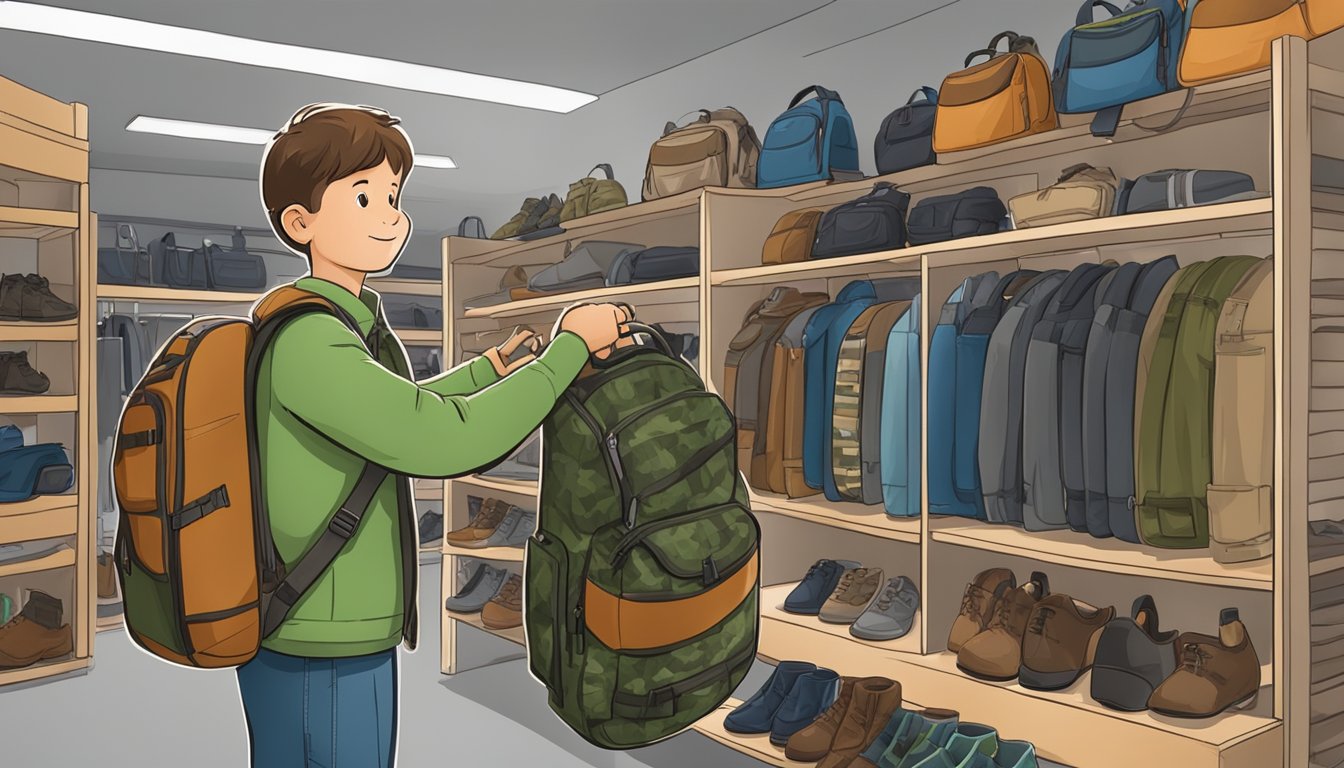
xmin=786 ymin=675 xmax=903 ymax=767
xmin=856 ymin=708 xmax=1037 ymax=768
xmin=723 ymin=661 xmax=842 ymax=747
xmin=0 ymin=274 xmax=78 ymax=322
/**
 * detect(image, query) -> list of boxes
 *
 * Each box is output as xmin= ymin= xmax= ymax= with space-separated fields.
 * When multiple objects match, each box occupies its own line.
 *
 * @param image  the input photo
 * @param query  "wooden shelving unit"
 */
xmin=0 ymin=73 xmax=93 ymax=686
xmin=442 ymin=543 xmax=525 ymax=563
xmin=428 ymin=34 xmax=1344 ymax=767
xmin=94 ymin=285 xmax=263 ymax=304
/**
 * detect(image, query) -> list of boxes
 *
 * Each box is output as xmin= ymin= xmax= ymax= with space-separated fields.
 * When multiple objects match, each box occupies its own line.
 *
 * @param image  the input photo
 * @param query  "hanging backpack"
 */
xmin=832 ymin=300 xmax=911 ymax=506
xmin=933 ymin=32 xmax=1058 ymax=154
xmin=1135 ymin=255 xmax=1261 ymax=550
xmin=811 ymin=183 xmax=912 ymax=259
xmin=753 ymin=305 xmax=826 ymax=498
xmin=642 ymin=108 xmax=762 ymax=201
xmin=525 ymin=324 xmax=760 ymax=749
xmin=112 ymin=286 xmax=410 ymax=668
xmin=1053 ymin=0 xmax=1189 ymax=131
xmin=561 ymin=164 xmax=629 ymax=222
xmin=757 ymin=86 xmax=861 ymax=189
xmin=880 ymin=295 xmax=922 ymax=518
xmin=875 ymin=87 xmax=939 ymax=175
xmin=1179 ymin=0 xmax=1309 ymax=86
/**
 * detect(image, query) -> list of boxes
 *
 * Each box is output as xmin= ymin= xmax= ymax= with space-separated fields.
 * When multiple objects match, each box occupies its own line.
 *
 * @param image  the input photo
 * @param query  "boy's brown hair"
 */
xmin=261 ymin=103 xmax=414 ymax=257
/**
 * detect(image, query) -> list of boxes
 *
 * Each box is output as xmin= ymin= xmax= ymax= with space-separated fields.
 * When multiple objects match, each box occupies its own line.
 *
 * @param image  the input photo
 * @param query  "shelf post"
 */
xmin=1272 ymin=33 xmax=1311 ymax=768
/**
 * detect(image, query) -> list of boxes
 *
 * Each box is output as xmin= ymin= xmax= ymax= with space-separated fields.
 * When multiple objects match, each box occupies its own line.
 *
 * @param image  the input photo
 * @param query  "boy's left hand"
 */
xmin=484 ymin=327 xmax=542 ymax=376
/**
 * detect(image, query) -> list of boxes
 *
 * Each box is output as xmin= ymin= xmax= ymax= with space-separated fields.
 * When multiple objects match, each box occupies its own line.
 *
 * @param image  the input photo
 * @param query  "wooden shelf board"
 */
xmin=453 ymin=190 xmax=704 ymax=266
xmin=463 ymin=278 xmax=700 ymax=319
xmin=96 ymin=285 xmax=263 ymax=303
xmin=713 ymin=252 xmax=921 ymax=286
xmin=369 ymin=278 xmax=442 ymax=296
xmin=446 ymin=610 xmax=526 ymax=646
xmin=749 ymin=490 xmax=921 ymax=544
xmin=413 ymin=483 xmax=444 ymax=501
xmin=454 ymin=475 xmax=539 ymax=495
xmin=0 ymin=205 xmax=78 ymax=238
xmin=0 ymin=545 xmax=75 ymax=579
xmin=396 ymin=329 xmax=442 ymax=343
xmin=929 ymin=518 xmax=1273 ymax=591
xmin=0 ymin=320 xmax=78 ymax=342
xmin=692 ymin=700 xmax=812 ymax=768
xmin=757 ymin=608 xmax=1280 ymax=767
xmin=0 ymin=394 xmax=77 ymax=415
xmin=96 ymin=612 xmax=124 ymax=633
xmin=443 ymin=542 xmax=525 ymax=562
xmin=1312 ymin=553 xmax=1344 ymax=576
xmin=0 ymin=656 xmax=87 ymax=687
xmin=0 ymin=498 xmax=77 ymax=542
xmin=0 ymin=495 xmax=77 ymax=518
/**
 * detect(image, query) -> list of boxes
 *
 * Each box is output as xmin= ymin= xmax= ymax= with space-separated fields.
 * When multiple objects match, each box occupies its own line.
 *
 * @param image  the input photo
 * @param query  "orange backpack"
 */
xmin=1179 ymin=0 xmax=1310 ymax=86
xmin=112 ymin=286 xmax=395 ymax=668
xmin=933 ymin=31 xmax=1058 ymax=154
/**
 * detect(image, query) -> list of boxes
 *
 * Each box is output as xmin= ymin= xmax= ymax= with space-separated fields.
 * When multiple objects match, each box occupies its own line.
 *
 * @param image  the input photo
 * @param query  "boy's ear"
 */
xmin=281 ymin=204 xmax=315 ymax=245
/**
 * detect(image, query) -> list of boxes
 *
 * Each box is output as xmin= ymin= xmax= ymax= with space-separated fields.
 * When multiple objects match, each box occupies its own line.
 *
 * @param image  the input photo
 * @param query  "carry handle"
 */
xmin=588 ymin=163 xmax=615 ymax=180
xmin=663 ymin=110 xmax=713 ymax=136
xmin=789 ymin=85 xmax=840 ymax=109
xmin=588 ymin=320 xmax=674 ymax=368
xmin=1058 ymin=163 xmax=1096 ymax=182
xmin=457 ymin=216 xmax=486 ymax=238
xmin=906 ymin=86 xmax=938 ymax=106
xmin=1076 ymin=0 xmax=1125 ymax=26
xmin=965 ymin=48 xmax=1000 ymax=67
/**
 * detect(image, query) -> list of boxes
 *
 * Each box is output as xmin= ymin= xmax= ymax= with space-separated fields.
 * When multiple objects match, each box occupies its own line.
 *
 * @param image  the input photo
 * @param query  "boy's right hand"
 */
xmin=555 ymin=302 xmax=634 ymax=354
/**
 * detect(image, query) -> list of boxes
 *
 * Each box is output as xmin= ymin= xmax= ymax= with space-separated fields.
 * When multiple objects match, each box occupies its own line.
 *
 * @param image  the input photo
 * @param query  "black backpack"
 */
xmin=811 ymin=182 xmax=912 ymax=259
xmin=906 ymin=186 xmax=1007 ymax=245
xmin=875 ymin=87 xmax=939 ymax=175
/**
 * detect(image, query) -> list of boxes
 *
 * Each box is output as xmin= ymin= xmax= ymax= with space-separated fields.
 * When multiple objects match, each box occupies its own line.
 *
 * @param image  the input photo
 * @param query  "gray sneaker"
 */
xmin=481 ymin=505 xmax=536 ymax=548
xmin=445 ymin=563 xmax=509 ymax=614
xmin=849 ymin=575 xmax=920 ymax=641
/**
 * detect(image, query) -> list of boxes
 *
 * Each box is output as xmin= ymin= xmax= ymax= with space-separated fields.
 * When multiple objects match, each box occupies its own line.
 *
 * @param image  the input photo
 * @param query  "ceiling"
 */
xmin=0 ymin=0 xmax=1082 ymax=254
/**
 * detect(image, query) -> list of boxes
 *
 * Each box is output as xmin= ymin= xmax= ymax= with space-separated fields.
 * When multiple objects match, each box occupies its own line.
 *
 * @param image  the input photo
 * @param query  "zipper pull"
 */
xmin=702 ymin=557 xmax=721 ymax=587
xmin=625 ymin=497 xmax=640 ymax=530
xmin=605 ymin=434 xmax=624 ymax=480
xmin=573 ymin=605 xmax=586 ymax=654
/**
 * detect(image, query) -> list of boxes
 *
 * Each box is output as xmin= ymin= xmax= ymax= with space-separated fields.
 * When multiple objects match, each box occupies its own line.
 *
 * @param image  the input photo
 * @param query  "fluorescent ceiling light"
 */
xmin=0 ymin=1 xmax=597 ymax=113
xmin=126 ymin=115 xmax=458 ymax=169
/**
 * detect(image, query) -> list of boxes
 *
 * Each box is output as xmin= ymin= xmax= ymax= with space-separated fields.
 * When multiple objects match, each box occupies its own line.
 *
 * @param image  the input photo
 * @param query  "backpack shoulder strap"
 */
xmin=247 ymin=285 xmax=393 ymax=638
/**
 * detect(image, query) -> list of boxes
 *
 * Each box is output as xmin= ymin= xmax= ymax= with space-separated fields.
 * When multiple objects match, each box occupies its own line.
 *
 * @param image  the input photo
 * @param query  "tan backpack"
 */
xmin=560 ymin=164 xmax=629 ymax=222
xmin=762 ymin=208 xmax=827 ymax=265
xmin=642 ymin=108 xmax=761 ymax=201
xmin=113 ymin=286 xmax=407 ymax=668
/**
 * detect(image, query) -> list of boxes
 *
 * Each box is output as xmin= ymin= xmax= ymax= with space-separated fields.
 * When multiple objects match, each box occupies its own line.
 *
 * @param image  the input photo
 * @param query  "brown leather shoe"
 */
xmin=97 ymin=552 xmax=118 ymax=600
xmin=956 ymin=571 xmax=1049 ymax=681
xmin=0 ymin=591 xmax=73 ymax=668
xmin=819 ymin=567 xmax=884 ymax=624
xmin=1148 ymin=608 xmax=1261 ymax=718
xmin=786 ymin=676 xmax=857 ymax=761
xmin=481 ymin=573 xmax=523 ymax=630
xmin=444 ymin=498 xmax=508 ymax=548
xmin=815 ymin=676 xmax=901 ymax=768
xmin=947 ymin=568 xmax=1016 ymax=653
xmin=1018 ymin=593 xmax=1115 ymax=690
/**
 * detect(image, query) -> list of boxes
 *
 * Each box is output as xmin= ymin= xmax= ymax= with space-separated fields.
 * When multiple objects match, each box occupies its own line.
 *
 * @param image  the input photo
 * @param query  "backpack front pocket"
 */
xmin=524 ymin=532 xmax=570 ymax=704
xmin=115 ymin=394 xmax=169 ymax=575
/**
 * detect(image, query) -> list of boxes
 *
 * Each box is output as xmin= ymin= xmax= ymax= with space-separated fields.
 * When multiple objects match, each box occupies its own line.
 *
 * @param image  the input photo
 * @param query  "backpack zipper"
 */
xmin=603 ymin=390 xmax=711 ymax=528
xmin=611 ymin=502 xmax=743 ymax=567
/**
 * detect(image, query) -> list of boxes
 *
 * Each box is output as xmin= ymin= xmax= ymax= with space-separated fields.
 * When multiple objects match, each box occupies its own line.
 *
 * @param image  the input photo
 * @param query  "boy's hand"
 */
xmin=554 ymin=302 xmax=634 ymax=355
xmin=483 ymin=327 xmax=541 ymax=376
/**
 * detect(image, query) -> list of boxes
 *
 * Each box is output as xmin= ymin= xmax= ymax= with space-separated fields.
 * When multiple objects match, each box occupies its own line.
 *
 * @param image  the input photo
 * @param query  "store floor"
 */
xmin=0 ymin=559 xmax=1064 ymax=767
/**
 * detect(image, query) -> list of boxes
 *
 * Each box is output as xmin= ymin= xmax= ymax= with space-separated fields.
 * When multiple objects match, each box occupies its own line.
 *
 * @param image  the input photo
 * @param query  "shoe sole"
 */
xmin=0 ymin=637 xmax=74 ymax=668
xmin=848 ymin=623 xmax=913 ymax=642
xmin=956 ymin=662 xmax=1020 ymax=682
xmin=1090 ymin=666 xmax=1158 ymax=712
xmin=1149 ymin=689 xmax=1259 ymax=719
xmin=1017 ymin=664 xmax=1085 ymax=691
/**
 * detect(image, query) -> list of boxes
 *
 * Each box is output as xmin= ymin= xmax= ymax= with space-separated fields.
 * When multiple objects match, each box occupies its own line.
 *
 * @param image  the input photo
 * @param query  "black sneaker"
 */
xmin=0 ymin=274 xmax=78 ymax=322
xmin=0 ymin=351 xmax=50 ymax=394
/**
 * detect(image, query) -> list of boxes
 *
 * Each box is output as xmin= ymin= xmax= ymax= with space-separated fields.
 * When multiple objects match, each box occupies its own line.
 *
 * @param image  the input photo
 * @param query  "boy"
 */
xmin=242 ymin=102 xmax=628 ymax=767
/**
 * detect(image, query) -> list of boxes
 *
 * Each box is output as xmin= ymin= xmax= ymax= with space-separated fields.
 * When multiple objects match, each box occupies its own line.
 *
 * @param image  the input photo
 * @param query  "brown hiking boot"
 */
xmin=819 ymin=567 xmax=884 ymax=624
xmin=1148 ymin=608 xmax=1261 ymax=718
xmin=1018 ymin=593 xmax=1116 ymax=690
xmin=444 ymin=498 xmax=508 ymax=548
xmin=786 ymin=676 xmax=857 ymax=761
xmin=0 ymin=590 xmax=73 ymax=668
xmin=481 ymin=574 xmax=523 ymax=630
xmin=815 ymin=676 xmax=902 ymax=768
xmin=947 ymin=567 xmax=1016 ymax=652
xmin=97 ymin=552 xmax=118 ymax=599
xmin=956 ymin=571 xmax=1049 ymax=681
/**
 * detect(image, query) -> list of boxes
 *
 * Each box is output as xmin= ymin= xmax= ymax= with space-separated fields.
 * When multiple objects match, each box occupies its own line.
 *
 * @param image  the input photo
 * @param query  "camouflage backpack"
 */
xmin=524 ymin=324 xmax=760 ymax=749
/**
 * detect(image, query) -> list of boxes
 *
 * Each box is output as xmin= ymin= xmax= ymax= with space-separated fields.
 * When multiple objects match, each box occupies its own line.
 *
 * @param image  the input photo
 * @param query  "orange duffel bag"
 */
xmin=932 ymin=31 xmax=1058 ymax=154
xmin=1179 ymin=0 xmax=1310 ymax=86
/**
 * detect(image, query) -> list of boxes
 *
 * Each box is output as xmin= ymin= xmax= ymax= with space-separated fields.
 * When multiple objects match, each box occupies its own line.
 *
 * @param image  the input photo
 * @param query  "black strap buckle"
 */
xmin=329 ymin=507 xmax=360 ymax=539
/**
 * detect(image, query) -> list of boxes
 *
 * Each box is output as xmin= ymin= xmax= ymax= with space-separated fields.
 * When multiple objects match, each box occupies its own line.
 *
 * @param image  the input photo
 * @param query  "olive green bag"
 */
xmin=560 ymin=164 xmax=629 ymax=222
xmin=524 ymin=324 xmax=760 ymax=749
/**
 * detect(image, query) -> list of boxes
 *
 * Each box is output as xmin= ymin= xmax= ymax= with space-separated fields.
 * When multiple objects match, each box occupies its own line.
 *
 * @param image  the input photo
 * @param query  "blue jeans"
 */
xmin=236 ymin=647 xmax=398 ymax=768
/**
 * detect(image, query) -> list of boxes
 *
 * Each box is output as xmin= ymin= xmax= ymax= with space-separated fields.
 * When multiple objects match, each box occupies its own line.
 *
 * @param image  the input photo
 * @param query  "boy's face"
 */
xmin=284 ymin=159 xmax=411 ymax=272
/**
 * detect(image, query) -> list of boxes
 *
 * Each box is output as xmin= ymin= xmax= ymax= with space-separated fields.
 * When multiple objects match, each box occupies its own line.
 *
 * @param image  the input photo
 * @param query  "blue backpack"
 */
xmin=801 ymin=278 xmax=919 ymax=499
xmin=880 ymin=295 xmax=921 ymax=518
xmin=757 ymin=86 xmax=860 ymax=189
xmin=1053 ymin=0 xmax=1190 ymax=117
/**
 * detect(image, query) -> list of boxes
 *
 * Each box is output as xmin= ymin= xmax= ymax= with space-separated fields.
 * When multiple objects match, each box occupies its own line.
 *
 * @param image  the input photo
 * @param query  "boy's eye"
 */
xmin=388 ymin=194 xmax=395 ymax=207
xmin=356 ymin=193 xmax=369 ymax=208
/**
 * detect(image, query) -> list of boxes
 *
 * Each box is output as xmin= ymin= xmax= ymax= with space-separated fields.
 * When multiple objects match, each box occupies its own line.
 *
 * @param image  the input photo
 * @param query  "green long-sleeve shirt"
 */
xmin=256 ymin=276 xmax=588 ymax=657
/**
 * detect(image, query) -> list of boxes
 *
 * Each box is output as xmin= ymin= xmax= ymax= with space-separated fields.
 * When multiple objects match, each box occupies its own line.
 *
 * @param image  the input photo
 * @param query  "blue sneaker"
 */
xmin=994 ymin=739 xmax=1038 ymax=768
xmin=724 ymin=660 xmax=816 ymax=734
xmin=769 ymin=668 xmax=841 ymax=746
xmin=785 ymin=558 xmax=862 ymax=615
xmin=883 ymin=709 xmax=961 ymax=768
